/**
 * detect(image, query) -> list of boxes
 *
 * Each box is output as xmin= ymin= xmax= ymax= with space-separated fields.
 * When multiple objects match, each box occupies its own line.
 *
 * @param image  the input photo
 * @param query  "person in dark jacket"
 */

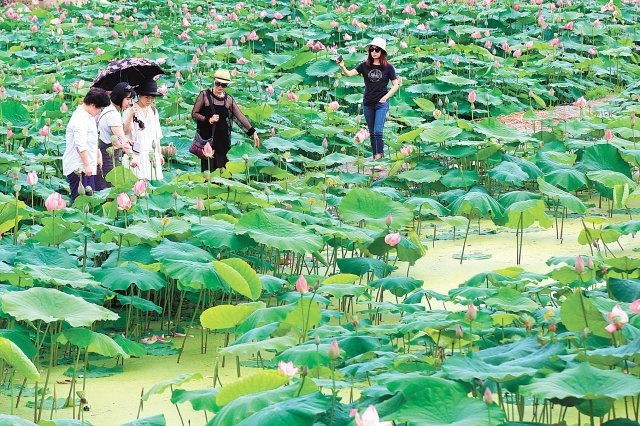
xmin=191 ymin=69 xmax=260 ymax=172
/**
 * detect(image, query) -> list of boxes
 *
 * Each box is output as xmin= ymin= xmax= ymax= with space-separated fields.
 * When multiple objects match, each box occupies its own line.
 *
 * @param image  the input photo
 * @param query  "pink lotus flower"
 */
xmin=238 ymin=57 xmax=250 ymax=64
xmin=466 ymin=303 xmax=477 ymax=321
xmin=448 ymin=39 xmax=456 ymax=47
xmin=39 ymin=126 xmax=50 ymax=137
xmin=152 ymin=26 xmax=161 ymax=37
xmin=485 ymin=40 xmax=493 ymax=49
xmin=6 ymin=130 xmax=13 ymax=139
xmin=354 ymin=128 xmax=369 ymax=143
xmin=157 ymin=84 xmax=169 ymax=95
xmin=133 ymin=180 xmax=147 ymax=197
xmin=196 ymin=198 xmax=205 ymax=211
xmin=561 ymin=21 xmax=574 ymax=30
xmin=117 ymin=193 xmax=132 ymax=210
xmin=248 ymin=30 xmax=259 ymax=41
xmin=45 ymin=192 xmax=66 ymax=211
xmin=203 ymin=143 xmax=214 ymax=158
xmin=226 ymin=38 xmax=233 ymax=47
xmin=329 ymin=101 xmax=339 ymax=111
xmin=95 ymin=47 xmax=105 ymax=55
xmin=378 ymin=4 xmax=387 ymax=14
xmin=575 ymin=255 xmax=585 ymax=274
xmin=549 ymin=38 xmax=561 ymax=47
xmin=501 ymin=41 xmax=510 ymax=51
xmin=593 ymin=18 xmax=602 ymax=27
xmin=525 ymin=41 xmax=534 ymax=48
xmin=399 ymin=41 xmax=408 ymax=49
xmin=605 ymin=304 xmax=629 ymax=333
xmin=350 ymin=405 xmax=392 ymax=426
xmin=296 ymin=274 xmax=309 ymax=293
xmin=630 ymin=299 xmax=640 ymax=314
xmin=277 ymin=361 xmax=299 ymax=377
xmin=53 ymin=81 xmax=63 ymax=93
xmin=589 ymin=47 xmax=598 ymax=55
xmin=287 ymin=91 xmax=298 ymax=101
xmin=604 ymin=129 xmax=613 ymax=141
xmin=60 ymin=103 xmax=68 ymax=113
xmin=26 ymin=171 xmax=38 ymax=186
xmin=471 ymin=31 xmax=482 ymax=39
xmin=274 ymin=11 xmax=284 ymax=19
xmin=343 ymin=33 xmax=353 ymax=41
xmin=384 ymin=233 xmax=401 ymax=247
xmin=573 ymin=97 xmax=587 ymax=108
xmin=328 ymin=339 xmax=340 ymax=359
xmin=468 ymin=90 xmax=477 ymax=104
xmin=385 ymin=214 xmax=393 ymax=227
xmin=513 ymin=49 xmax=522 ymax=58
xmin=587 ymin=257 xmax=595 ymax=269
xmin=266 ymin=85 xmax=275 ymax=94
xmin=483 ymin=387 xmax=493 ymax=405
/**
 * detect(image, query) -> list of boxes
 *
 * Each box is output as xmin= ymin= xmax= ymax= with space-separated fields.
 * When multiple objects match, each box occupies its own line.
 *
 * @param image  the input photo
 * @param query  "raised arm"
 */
xmin=191 ymin=91 xmax=208 ymax=122
xmin=337 ymin=59 xmax=359 ymax=77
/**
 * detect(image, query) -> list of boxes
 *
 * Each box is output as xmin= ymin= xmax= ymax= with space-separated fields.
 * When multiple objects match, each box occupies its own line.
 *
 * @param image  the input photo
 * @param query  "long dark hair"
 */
xmin=366 ymin=49 xmax=389 ymax=68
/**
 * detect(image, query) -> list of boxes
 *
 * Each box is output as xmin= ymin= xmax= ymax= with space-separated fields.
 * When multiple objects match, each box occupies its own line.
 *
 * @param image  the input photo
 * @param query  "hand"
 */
xmin=253 ymin=132 xmax=260 ymax=148
xmin=379 ymin=97 xmax=388 ymax=103
xmin=160 ymin=155 xmax=165 ymax=166
xmin=84 ymin=165 xmax=92 ymax=177
xmin=209 ymin=114 xmax=219 ymax=124
xmin=97 ymin=157 xmax=103 ymax=169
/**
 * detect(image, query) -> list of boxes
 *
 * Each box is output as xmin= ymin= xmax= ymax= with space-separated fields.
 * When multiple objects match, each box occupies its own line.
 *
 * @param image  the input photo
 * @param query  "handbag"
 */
xmin=189 ymin=90 xmax=215 ymax=159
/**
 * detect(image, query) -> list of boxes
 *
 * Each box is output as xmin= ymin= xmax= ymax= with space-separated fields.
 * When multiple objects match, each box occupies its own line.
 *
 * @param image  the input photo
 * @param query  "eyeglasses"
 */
xmin=369 ymin=47 xmax=382 ymax=53
xmin=215 ymin=81 xmax=229 ymax=88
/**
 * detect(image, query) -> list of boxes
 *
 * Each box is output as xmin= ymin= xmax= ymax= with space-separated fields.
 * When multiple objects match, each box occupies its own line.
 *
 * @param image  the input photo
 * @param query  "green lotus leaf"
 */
xmin=474 ymin=118 xmax=528 ymax=141
xmin=317 ymin=284 xmax=366 ymax=299
xmin=219 ymin=335 xmax=298 ymax=357
xmin=537 ymin=178 xmax=587 ymax=214
xmin=162 ymin=259 xmax=224 ymax=291
xmin=0 ymin=414 xmax=37 ymax=426
xmin=233 ymin=392 xmax=329 ymax=426
xmin=395 ymin=169 xmax=441 ymax=184
xmin=338 ymin=187 xmax=412 ymax=229
xmin=1 ymin=101 xmax=30 ymax=127
xmin=113 ymin=335 xmax=147 ymax=357
xmin=559 ymin=292 xmax=611 ymax=339
xmin=337 ymin=257 xmax=394 ymax=278
xmin=58 ymin=328 xmax=128 ymax=358
xmin=116 ymin=294 xmax=162 ymax=313
xmin=520 ymin=362 xmax=640 ymax=400
xmin=421 ymin=125 xmax=463 ymax=144
xmin=90 ymin=263 xmax=166 ymax=291
xmin=277 ymin=343 xmax=333 ymax=370
xmin=484 ymin=287 xmax=539 ymax=313
xmin=449 ymin=187 xmax=504 ymax=218
xmin=216 ymin=370 xmax=289 ymax=406
xmin=368 ymin=277 xmax=424 ymax=297
xmin=236 ymin=209 xmax=323 ymax=254
xmin=442 ymin=354 xmax=538 ymax=382
xmin=171 ymin=388 xmax=220 ymax=412
xmin=306 ymin=60 xmax=339 ymax=77
xmin=14 ymin=244 xmax=75 ymax=268
xmin=441 ymin=169 xmax=479 ymax=188
xmin=213 ymin=259 xmax=260 ymax=300
xmin=191 ymin=220 xmax=253 ymax=250
xmin=120 ymin=414 xmax=166 ymax=426
xmin=500 ymin=199 xmax=552 ymax=229
xmin=142 ymin=373 xmax=203 ymax=401
xmin=437 ymin=73 xmax=477 ymax=86
xmin=544 ymin=169 xmax=588 ymax=192
xmin=489 ymin=162 xmax=529 ymax=187
xmin=0 ymin=287 xmax=118 ymax=327
xmin=0 ymin=337 xmax=40 ymax=381
xmin=608 ymin=278 xmax=640 ymax=303
xmin=210 ymin=381 xmax=318 ymax=426
xmin=200 ymin=302 xmax=265 ymax=330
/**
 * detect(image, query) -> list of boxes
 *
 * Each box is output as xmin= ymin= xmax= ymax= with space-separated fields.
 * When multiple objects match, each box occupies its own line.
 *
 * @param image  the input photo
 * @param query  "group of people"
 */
xmin=63 ymin=36 xmax=398 ymax=204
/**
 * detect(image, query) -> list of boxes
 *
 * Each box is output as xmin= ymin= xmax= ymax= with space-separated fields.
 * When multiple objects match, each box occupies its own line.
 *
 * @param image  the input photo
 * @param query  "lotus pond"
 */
xmin=1 ymin=0 xmax=640 ymax=425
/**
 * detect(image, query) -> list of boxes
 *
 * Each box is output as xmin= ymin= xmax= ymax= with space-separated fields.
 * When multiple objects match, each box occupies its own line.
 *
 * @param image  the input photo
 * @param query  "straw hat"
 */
xmin=365 ymin=36 xmax=387 ymax=53
xmin=213 ymin=69 xmax=231 ymax=84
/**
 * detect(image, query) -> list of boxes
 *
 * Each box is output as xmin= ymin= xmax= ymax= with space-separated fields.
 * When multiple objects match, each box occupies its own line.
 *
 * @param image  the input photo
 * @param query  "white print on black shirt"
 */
xmin=368 ymin=69 xmax=383 ymax=82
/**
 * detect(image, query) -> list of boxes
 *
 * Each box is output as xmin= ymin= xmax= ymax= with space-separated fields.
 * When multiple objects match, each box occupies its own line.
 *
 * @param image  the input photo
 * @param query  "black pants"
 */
xmin=94 ymin=141 xmax=122 ymax=191
xmin=67 ymin=172 xmax=95 ymax=205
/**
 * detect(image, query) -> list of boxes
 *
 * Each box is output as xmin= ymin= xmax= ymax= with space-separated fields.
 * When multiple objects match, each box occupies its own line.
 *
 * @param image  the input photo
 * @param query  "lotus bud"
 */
xmin=196 ymin=198 xmax=204 ymax=211
xmin=483 ymin=388 xmax=493 ymax=405
xmin=295 ymin=274 xmax=309 ymax=293
xmin=456 ymin=325 xmax=464 ymax=339
xmin=315 ymin=334 xmax=321 ymax=345
xmin=352 ymin=315 xmax=359 ymax=327
xmin=328 ymin=339 xmax=340 ymax=359
xmin=465 ymin=303 xmax=477 ymax=322
xmin=385 ymin=214 xmax=392 ymax=227
xmin=587 ymin=257 xmax=594 ymax=269
xmin=575 ymin=255 xmax=584 ymax=274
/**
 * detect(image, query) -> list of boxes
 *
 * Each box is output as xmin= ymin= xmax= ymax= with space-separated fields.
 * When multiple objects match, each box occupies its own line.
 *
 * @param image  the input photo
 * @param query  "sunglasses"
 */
xmin=215 ymin=81 xmax=229 ymax=88
xmin=369 ymin=47 xmax=382 ymax=53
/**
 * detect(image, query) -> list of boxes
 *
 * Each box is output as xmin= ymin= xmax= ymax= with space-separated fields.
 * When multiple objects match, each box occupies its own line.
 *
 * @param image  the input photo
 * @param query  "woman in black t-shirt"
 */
xmin=337 ymin=36 xmax=399 ymax=160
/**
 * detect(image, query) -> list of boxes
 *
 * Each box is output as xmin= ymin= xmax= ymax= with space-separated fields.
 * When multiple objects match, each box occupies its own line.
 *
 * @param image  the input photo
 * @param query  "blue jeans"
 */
xmin=67 ymin=172 xmax=95 ymax=205
xmin=363 ymin=101 xmax=389 ymax=157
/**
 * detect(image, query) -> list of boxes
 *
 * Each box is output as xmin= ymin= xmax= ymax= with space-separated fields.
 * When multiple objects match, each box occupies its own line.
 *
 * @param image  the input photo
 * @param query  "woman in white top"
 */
xmin=63 ymin=88 xmax=111 ymax=204
xmin=123 ymin=79 xmax=165 ymax=181
xmin=95 ymin=82 xmax=136 ymax=190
